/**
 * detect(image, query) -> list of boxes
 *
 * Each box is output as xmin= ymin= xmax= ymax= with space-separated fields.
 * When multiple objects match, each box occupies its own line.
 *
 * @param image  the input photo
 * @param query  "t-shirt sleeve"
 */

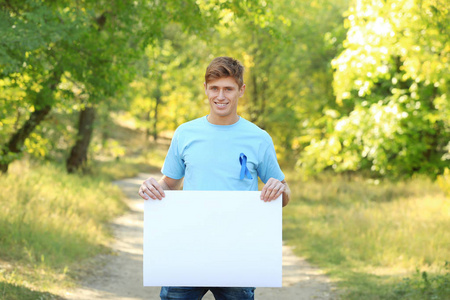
xmin=257 ymin=137 xmax=285 ymax=184
xmin=161 ymin=128 xmax=185 ymax=180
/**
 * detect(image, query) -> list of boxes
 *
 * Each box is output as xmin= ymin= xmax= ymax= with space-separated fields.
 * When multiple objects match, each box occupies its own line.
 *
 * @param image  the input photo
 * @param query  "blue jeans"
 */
xmin=160 ymin=287 xmax=255 ymax=300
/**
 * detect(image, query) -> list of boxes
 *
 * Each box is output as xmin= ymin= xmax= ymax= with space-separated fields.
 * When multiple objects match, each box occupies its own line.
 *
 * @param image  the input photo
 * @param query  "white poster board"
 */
xmin=143 ymin=191 xmax=282 ymax=287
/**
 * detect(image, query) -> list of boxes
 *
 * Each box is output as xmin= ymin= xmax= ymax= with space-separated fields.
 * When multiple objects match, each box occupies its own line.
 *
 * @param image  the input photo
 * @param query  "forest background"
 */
xmin=0 ymin=0 xmax=449 ymax=299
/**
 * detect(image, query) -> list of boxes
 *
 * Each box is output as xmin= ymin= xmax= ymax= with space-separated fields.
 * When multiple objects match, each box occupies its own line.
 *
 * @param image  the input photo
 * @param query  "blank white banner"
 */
xmin=143 ymin=190 xmax=282 ymax=287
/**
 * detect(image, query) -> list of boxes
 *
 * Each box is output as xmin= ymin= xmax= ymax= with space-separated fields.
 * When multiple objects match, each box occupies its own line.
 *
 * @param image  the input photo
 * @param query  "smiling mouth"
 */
xmin=214 ymin=102 xmax=229 ymax=108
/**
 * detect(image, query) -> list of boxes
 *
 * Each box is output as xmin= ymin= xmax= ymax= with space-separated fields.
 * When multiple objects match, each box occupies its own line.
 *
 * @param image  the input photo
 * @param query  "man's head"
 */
xmin=205 ymin=57 xmax=244 ymax=88
xmin=204 ymin=57 xmax=246 ymax=125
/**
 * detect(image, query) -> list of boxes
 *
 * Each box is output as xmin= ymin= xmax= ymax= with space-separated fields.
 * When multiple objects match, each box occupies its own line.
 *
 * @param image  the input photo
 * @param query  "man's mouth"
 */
xmin=214 ymin=102 xmax=228 ymax=108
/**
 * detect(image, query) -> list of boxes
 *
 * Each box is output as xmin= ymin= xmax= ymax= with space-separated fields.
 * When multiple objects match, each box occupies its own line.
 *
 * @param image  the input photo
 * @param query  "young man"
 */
xmin=138 ymin=56 xmax=290 ymax=300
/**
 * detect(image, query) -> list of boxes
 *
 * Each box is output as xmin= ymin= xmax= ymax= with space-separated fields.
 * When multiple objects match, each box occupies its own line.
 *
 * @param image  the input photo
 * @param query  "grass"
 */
xmin=0 ymin=160 xmax=128 ymax=299
xmin=0 ymin=116 xmax=170 ymax=299
xmin=283 ymin=172 xmax=450 ymax=299
xmin=0 ymin=282 xmax=61 ymax=300
xmin=1 ymin=113 xmax=448 ymax=299
xmin=391 ymin=265 xmax=450 ymax=299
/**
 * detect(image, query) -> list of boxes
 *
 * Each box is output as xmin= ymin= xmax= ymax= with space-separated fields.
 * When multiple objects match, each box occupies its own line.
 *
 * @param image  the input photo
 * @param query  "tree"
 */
xmin=128 ymin=31 xmax=209 ymax=143
xmin=0 ymin=0 xmax=86 ymax=172
xmin=300 ymin=0 xmax=449 ymax=177
xmin=1 ymin=0 xmax=353 ymax=172
xmin=127 ymin=1 xmax=284 ymax=144
xmin=66 ymin=0 xmax=278 ymax=171
xmin=211 ymin=0 xmax=348 ymax=163
xmin=1 ymin=0 xmax=268 ymax=173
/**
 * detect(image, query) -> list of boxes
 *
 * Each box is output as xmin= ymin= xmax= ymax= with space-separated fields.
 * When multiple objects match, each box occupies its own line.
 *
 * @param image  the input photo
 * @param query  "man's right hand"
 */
xmin=138 ymin=175 xmax=182 ymax=200
xmin=139 ymin=177 xmax=165 ymax=200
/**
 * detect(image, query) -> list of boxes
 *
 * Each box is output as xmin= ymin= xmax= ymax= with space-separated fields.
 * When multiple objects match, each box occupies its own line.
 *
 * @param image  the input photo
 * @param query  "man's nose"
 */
xmin=218 ymin=89 xmax=225 ymax=100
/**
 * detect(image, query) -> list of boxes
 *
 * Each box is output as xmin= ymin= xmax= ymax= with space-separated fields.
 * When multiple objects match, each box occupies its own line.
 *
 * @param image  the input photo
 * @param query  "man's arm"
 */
xmin=260 ymin=178 xmax=291 ymax=207
xmin=281 ymin=180 xmax=290 ymax=207
xmin=138 ymin=175 xmax=183 ymax=200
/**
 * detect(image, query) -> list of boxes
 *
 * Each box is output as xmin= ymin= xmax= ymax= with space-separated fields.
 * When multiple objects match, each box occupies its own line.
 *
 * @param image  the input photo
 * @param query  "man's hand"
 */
xmin=261 ymin=178 xmax=290 ymax=207
xmin=138 ymin=175 xmax=182 ymax=200
xmin=261 ymin=178 xmax=285 ymax=201
xmin=139 ymin=177 xmax=165 ymax=200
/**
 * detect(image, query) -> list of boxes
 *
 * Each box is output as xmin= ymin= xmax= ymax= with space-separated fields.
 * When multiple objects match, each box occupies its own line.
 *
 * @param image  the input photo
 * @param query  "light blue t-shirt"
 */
xmin=161 ymin=116 xmax=285 ymax=191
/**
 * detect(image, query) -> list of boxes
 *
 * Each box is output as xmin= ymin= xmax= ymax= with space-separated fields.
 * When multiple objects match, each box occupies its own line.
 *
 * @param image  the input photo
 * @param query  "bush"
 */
xmin=393 ymin=263 xmax=450 ymax=300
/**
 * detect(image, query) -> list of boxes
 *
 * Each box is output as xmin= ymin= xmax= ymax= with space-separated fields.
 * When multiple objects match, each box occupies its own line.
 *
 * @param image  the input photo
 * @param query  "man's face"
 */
xmin=204 ymin=77 xmax=245 ymax=125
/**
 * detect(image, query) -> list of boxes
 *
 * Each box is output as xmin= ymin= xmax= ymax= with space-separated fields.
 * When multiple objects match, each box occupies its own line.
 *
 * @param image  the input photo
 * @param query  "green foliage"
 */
xmin=1 ymin=0 xmax=281 ymax=170
xmin=124 ymin=0 xmax=352 ymax=168
xmin=127 ymin=25 xmax=210 ymax=138
xmin=392 ymin=264 xmax=450 ymax=300
xmin=2 ymin=0 xmax=447 ymax=178
xmin=299 ymin=0 xmax=450 ymax=178
xmin=200 ymin=0 xmax=349 ymax=164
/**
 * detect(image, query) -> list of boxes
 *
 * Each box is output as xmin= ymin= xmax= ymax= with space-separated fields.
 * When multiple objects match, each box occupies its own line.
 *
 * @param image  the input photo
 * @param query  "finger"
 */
xmin=143 ymin=177 xmax=158 ymax=190
xmin=141 ymin=180 xmax=158 ymax=200
xmin=268 ymin=183 xmax=285 ymax=201
xmin=261 ymin=179 xmax=276 ymax=202
xmin=262 ymin=179 xmax=286 ymax=202
xmin=260 ymin=186 xmax=267 ymax=200
xmin=144 ymin=184 xmax=163 ymax=200
xmin=152 ymin=179 xmax=165 ymax=198
xmin=143 ymin=178 xmax=165 ymax=200
xmin=138 ymin=188 xmax=149 ymax=200
xmin=142 ymin=186 xmax=157 ymax=200
xmin=260 ymin=182 xmax=270 ymax=200
xmin=266 ymin=183 xmax=279 ymax=201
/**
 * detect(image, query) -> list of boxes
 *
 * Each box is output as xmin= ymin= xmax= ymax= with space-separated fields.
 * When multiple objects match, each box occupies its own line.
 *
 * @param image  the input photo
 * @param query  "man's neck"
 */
xmin=207 ymin=114 xmax=240 ymax=125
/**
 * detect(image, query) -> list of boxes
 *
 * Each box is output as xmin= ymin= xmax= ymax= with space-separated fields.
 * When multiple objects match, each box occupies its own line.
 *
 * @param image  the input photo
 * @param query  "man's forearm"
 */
xmin=158 ymin=175 xmax=182 ymax=190
xmin=158 ymin=178 xmax=171 ymax=190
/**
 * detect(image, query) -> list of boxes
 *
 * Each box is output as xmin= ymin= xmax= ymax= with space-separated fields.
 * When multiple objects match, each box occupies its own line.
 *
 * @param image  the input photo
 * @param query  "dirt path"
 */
xmin=64 ymin=173 xmax=337 ymax=300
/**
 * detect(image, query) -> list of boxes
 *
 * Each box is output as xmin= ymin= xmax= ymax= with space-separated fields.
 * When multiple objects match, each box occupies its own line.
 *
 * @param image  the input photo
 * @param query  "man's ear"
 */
xmin=204 ymin=82 xmax=207 ymax=95
xmin=240 ymin=84 xmax=246 ymax=97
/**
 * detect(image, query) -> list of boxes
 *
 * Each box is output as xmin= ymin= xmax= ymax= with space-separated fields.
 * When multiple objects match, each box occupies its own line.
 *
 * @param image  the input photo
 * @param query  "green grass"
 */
xmin=0 ymin=281 xmax=61 ymax=300
xmin=2 ymin=132 xmax=448 ymax=300
xmin=0 ymin=119 xmax=169 ymax=299
xmin=0 ymin=160 xmax=128 ymax=299
xmin=283 ymin=172 xmax=450 ymax=299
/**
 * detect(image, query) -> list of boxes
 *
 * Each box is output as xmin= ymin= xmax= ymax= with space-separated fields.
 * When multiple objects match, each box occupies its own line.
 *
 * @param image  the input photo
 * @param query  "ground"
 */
xmin=63 ymin=173 xmax=337 ymax=300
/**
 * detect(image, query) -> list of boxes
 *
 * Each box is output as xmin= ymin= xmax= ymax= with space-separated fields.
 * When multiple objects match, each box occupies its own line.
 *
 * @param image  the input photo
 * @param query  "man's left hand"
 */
xmin=260 ymin=178 xmax=286 ymax=202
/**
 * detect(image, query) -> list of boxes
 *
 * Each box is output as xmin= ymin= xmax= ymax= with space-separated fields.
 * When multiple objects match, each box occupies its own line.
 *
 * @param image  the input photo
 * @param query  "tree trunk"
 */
xmin=259 ymin=79 xmax=268 ymax=129
xmin=145 ymin=111 xmax=151 ymax=141
xmin=0 ymin=105 xmax=52 ymax=173
xmin=66 ymin=106 xmax=96 ymax=173
xmin=0 ymin=69 xmax=61 ymax=174
xmin=65 ymin=11 xmax=107 ymax=173
xmin=151 ymin=73 xmax=163 ymax=142
xmin=153 ymin=94 xmax=160 ymax=142
xmin=250 ymin=71 xmax=259 ymax=123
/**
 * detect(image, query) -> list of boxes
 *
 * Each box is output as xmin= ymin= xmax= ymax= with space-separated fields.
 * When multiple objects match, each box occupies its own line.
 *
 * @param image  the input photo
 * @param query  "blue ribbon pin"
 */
xmin=239 ymin=153 xmax=253 ymax=180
